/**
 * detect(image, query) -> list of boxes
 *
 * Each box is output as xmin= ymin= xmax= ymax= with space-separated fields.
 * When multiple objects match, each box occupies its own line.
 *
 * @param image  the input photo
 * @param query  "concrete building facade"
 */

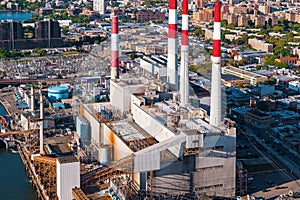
xmin=93 ymin=0 xmax=106 ymax=14
xmin=56 ymin=157 xmax=80 ymax=200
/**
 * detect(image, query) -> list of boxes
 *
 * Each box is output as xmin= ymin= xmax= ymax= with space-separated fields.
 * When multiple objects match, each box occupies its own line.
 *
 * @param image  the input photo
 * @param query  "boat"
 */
xmin=0 ymin=116 xmax=7 ymax=133
xmin=11 ymin=149 xmax=19 ymax=154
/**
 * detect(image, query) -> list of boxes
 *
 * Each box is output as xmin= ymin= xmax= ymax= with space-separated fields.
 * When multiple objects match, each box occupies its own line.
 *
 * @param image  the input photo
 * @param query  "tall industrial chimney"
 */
xmin=39 ymin=90 xmax=44 ymax=155
xmin=167 ymin=0 xmax=178 ymax=90
xmin=111 ymin=11 xmax=119 ymax=80
xmin=210 ymin=1 xmax=222 ymax=127
xmin=180 ymin=0 xmax=189 ymax=106
xmin=40 ymin=90 xmax=44 ymax=120
xmin=30 ymin=86 xmax=34 ymax=112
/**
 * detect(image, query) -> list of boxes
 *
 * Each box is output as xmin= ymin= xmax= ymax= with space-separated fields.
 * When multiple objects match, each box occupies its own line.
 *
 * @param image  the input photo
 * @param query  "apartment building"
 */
xmin=222 ymin=66 xmax=268 ymax=85
xmin=248 ymin=38 xmax=273 ymax=53
xmin=238 ymin=15 xmax=248 ymax=26
xmin=192 ymin=9 xmax=213 ymax=22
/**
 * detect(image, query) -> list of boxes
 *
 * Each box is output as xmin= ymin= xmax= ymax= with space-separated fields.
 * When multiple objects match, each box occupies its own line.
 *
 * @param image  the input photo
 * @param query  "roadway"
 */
xmin=0 ymin=78 xmax=75 ymax=85
xmin=238 ymin=125 xmax=300 ymax=198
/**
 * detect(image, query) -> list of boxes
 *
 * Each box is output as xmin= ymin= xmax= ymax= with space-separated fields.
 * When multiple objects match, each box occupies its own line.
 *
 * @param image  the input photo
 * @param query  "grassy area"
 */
xmin=60 ymin=51 xmax=78 ymax=55
xmin=190 ymin=62 xmax=212 ymax=77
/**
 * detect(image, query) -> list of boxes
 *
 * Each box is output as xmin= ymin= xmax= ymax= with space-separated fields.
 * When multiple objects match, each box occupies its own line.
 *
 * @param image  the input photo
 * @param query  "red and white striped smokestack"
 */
xmin=111 ymin=12 xmax=119 ymax=80
xmin=167 ymin=0 xmax=178 ymax=90
xmin=180 ymin=0 xmax=189 ymax=106
xmin=212 ymin=2 xmax=221 ymax=59
xmin=210 ymin=1 xmax=222 ymax=127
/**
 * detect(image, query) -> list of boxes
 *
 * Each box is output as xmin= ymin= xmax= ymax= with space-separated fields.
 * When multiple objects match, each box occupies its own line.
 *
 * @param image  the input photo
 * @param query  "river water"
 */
xmin=0 ymin=103 xmax=37 ymax=200
xmin=0 ymin=11 xmax=32 ymax=21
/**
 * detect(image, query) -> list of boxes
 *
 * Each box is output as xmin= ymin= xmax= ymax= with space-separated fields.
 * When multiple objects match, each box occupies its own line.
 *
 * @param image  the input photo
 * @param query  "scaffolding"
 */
xmin=110 ymin=176 xmax=139 ymax=199
xmin=72 ymin=188 xmax=89 ymax=200
xmin=0 ymin=129 xmax=39 ymax=137
xmin=236 ymin=168 xmax=248 ymax=196
xmin=81 ymin=154 xmax=135 ymax=188
xmin=34 ymin=156 xmax=58 ymax=200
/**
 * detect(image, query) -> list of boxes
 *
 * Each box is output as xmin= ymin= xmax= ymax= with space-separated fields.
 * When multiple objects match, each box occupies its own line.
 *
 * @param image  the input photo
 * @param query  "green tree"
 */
xmin=21 ymin=51 xmax=31 ymax=57
xmin=264 ymin=55 xmax=276 ymax=67
xmin=255 ymin=65 xmax=262 ymax=70
xmin=273 ymin=46 xmax=291 ymax=57
xmin=91 ymin=98 xmax=100 ymax=103
xmin=273 ymin=25 xmax=284 ymax=33
xmin=237 ymin=82 xmax=243 ymax=88
xmin=279 ymin=18 xmax=289 ymax=30
xmin=189 ymin=65 xmax=196 ymax=72
xmin=101 ymin=96 xmax=109 ymax=102
xmin=237 ymin=60 xmax=245 ymax=66
xmin=194 ymin=28 xmax=203 ymax=37
xmin=264 ymin=78 xmax=276 ymax=85
xmin=130 ymin=52 xmax=136 ymax=60
xmin=226 ymin=23 xmax=236 ymax=30
xmin=62 ymin=27 xmax=69 ymax=35
xmin=204 ymin=40 xmax=210 ymax=44
xmin=34 ymin=49 xmax=46 ymax=56
xmin=221 ymin=19 xmax=228 ymax=27
xmin=0 ymin=48 xmax=9 ymax=58
xmin=241 ymin=34 xmax=249 ymax=44
xmin=31 ymin=82 xmax=38 ymax=87
xmin=274 ymin=61 xmax=288 ymax=69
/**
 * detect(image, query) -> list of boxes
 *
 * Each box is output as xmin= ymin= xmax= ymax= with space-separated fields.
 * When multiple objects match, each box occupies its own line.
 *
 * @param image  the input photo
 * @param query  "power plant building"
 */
xmin=76 ymin=1 xmax=236 ymax=198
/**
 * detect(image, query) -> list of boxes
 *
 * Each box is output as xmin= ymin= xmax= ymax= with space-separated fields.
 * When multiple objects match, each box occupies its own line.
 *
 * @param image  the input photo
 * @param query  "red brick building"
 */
xmin=276 ymin=57 xmax=298 ymax=65
xmin=136 ymin=11 xmax=165 ymax=22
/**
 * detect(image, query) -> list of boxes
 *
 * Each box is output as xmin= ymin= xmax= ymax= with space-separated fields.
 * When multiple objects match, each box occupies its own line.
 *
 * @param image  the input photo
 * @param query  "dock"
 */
xmin=0 ymin=97 xmax=12 ymax=116
xmin=18 ymin=145 xmax=48 ymax=200
xmin=0 ymin=91 xmax=20 ymax=117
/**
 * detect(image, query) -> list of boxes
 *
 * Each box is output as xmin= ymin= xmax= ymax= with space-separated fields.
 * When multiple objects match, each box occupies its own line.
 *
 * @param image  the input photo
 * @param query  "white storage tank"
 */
xmin=100 ymin=144 xmax=112 ymax=166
